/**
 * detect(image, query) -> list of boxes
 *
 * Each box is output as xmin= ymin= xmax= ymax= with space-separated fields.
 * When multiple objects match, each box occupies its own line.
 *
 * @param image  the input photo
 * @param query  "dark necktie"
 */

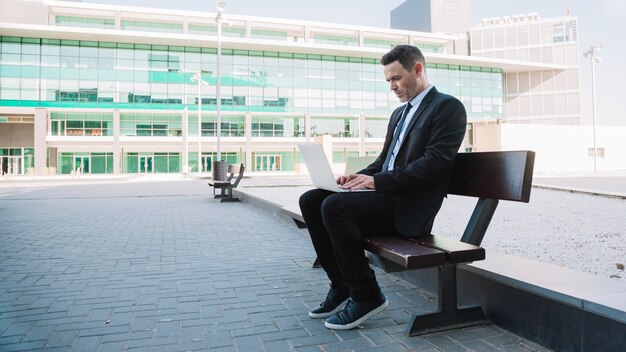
xmin=382 ymin=102 xmax=412 ymax=171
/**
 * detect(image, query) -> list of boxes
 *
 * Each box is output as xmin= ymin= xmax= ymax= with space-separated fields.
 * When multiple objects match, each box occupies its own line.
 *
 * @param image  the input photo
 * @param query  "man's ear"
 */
xmin=413 ymin=62 xmax=423 ymax=77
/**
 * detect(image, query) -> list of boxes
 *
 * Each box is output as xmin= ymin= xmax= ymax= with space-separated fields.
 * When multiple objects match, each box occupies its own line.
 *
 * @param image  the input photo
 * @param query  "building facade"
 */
xmin=469 ymin=13 xmax=581 ymax=125
xmin=0 ymin=0 xmax=562 ymax=176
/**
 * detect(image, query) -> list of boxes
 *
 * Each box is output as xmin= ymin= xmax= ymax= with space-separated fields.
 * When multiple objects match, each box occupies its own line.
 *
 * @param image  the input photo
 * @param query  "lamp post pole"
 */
xmin=197 ymin=73 xmax=203 ymax=172
xmin=191 ymin=72 xmax=207 ymax=173
xmin=583 ymin=44 xmax=602 ymax=173
xmin=215 ymin=2 xmax=226 ymax=161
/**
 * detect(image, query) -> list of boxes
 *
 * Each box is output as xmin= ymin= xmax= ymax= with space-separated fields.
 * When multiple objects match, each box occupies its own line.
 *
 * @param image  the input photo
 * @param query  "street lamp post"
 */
xmin=191 ymin=72 xmax=208 ymax=173
xmin=215 ymin=1 xmax=226 ymax=161
xmin=583 ymin=44 xmax=602 ymax=173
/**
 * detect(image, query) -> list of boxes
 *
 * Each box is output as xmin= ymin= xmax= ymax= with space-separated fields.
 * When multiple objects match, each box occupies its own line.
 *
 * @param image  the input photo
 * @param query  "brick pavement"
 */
xmin=0 ymin=180 xmax=550 ymax=351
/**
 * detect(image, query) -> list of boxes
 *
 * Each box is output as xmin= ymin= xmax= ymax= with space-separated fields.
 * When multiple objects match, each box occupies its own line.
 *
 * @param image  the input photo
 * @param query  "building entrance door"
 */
xmin=255 ymin=155 xmax=281 ymax=171
xmin=1 ymin=156 xmax=22 ymax=175
xmin=139 ymin=156 xmax=153 ymax=173
xmin=201 ymin=155 xmax=212 ymax=172
xmin=74 ymin=156 xmax=90 ymax=174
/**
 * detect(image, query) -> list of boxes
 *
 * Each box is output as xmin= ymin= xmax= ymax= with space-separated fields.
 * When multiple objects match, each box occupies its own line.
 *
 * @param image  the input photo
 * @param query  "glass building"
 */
xmin=0 ymin=0 xmax=564 ymax=176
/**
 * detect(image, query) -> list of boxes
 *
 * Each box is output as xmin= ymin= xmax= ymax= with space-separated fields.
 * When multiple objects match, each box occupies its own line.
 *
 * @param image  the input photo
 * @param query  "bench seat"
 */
xmin=364 ymin=235 xmax=484 ymax=269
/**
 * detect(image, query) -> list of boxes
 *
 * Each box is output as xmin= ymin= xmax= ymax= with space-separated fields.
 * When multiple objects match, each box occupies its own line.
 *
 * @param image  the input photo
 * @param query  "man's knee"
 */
xmin=299 ymin=188 xmax=328 ymax=211
xmin=320 ymin=194 xmax=344 ymax=219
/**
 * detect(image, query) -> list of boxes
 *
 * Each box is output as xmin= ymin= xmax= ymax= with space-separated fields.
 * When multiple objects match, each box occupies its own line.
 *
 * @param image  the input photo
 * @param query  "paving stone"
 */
xmin=0 ymin=340 xmax=48 ymax=351
xmin=22 ymin=324 xmax=56 ymax=342
xmin=45 ymin=330 xmax=77 ymax=348
xmin=424 ymin=334 xmax=468 ymax=352
xmin=446 ymin=326 xmax=499 ymax=343
xmin=358 ymin=344 xmax=410 ymax=352
xmin=231 ymin=324 xmax=280 ymax=338
xmin=233 ymin=335 xmax=264 ymax=352
xmin=154 ymin=341 xmax=209 ymax=351
xmin=322 ymin=337 xmax=374 ymax=351
xmin=290 ymin=333 xmax=340 ymax=348
xmin=98 ymin=341 xmax=126 ymax=352
xmin=206 ymin=330 xmax=232 ymax=349
xmin=262 ymin=339 xmax=293 ymax=352
xmin=71 ymin=335 xmax=101 ymax=352
xmin=0 ymin=321 xmax=35 ymax=338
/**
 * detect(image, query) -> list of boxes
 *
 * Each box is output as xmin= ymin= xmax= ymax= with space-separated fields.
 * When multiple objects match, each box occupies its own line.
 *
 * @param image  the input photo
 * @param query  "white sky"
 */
xmin=82 ymin=0 xmax=626 ymax=126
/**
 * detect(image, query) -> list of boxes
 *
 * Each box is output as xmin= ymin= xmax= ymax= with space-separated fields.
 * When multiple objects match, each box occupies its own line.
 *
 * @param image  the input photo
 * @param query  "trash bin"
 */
xmin=212 ymin=160 xmax=228 ymax=181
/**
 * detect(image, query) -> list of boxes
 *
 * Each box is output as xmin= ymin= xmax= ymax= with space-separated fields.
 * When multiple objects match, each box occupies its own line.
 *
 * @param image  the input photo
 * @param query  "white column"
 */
xmin=33 ymin=108 xmax=47 ymax=176
xmin=304 ymin=113 xmax=311 ymax=142
xmin=182 ymin=16 xmax=189 ymax=34
xmin=358 ymin=112 xmax=366 ymax=156
xmin=113 ymin=109 xmax=121 ymax=174
xmin=244 ymin=111 xmax=252 ymax=172
xmin=182 ymin=108 xmax=189 ymax=173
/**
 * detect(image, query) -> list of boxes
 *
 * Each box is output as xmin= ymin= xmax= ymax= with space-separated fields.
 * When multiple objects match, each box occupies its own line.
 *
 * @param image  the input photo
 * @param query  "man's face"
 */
xmin=383 ymin=60 xmax=423 ymax=103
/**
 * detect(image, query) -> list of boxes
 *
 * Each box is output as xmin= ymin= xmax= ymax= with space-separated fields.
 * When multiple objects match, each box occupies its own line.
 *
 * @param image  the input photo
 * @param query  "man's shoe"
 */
xmin=324 ymin=293 xmax=388 ymax=330
xmin=309 ymin=288 xmax=350 ymax=319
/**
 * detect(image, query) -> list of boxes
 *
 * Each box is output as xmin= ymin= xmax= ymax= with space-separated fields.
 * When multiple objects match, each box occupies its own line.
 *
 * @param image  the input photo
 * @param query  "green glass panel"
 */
xmin=59 ymin=154 xmax=73 ymax=174
xmin=106 ymin=155 xmax=113 ymax=173
xmin=91 ymin=155 xmax=106 ymax=173
xmin=168 ymin=155 xmax=180 ymax=173
xmin=1 ymin=36 xmax=21 ymax=43
xmin=154 ymin=155 xmax=168 ymax=173
xmin=125 ymin=154 xmax=138 ymax=173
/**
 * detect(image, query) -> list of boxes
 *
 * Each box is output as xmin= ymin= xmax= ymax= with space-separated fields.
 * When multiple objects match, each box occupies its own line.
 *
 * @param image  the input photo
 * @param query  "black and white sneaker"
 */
xmin=309 ymin=288 xmax=350 ymax=319
xmin=324 ymin=292 xmax=388 ymax=330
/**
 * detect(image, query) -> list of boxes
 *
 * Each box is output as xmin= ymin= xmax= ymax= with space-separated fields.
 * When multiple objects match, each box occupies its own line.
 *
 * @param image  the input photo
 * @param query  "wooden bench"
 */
xmin=284 ymin=150 xmax=535 ymax=335
xmin=208 ymin=163 xmax=245 ymax=203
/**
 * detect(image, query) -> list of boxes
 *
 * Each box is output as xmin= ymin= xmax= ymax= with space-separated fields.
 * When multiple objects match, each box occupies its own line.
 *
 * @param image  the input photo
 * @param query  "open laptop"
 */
xmin=298 ymin=142 xmax=374 ymax=193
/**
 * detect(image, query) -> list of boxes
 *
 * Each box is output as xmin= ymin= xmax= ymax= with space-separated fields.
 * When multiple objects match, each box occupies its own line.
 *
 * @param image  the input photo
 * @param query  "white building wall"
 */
xmin=0 ymin=0 xmax=48 ymax=25
xmin=500 ymin=124 xmax=626 ymax=173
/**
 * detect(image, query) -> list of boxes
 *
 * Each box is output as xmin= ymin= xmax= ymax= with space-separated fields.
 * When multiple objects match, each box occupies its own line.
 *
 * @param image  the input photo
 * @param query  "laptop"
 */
xmin=298 ymin=142 xmax=374 ymax=193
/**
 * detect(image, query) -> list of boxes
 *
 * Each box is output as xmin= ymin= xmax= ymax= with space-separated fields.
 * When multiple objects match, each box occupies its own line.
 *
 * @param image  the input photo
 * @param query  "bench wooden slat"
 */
xmin=408 ymin=235 xmax=485 ymax=264
xmin=364 ymin=237 xmax=446 ymax=269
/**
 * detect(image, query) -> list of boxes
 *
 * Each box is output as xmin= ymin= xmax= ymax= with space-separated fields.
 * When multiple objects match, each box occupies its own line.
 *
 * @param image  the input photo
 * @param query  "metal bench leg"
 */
xmin=406 ymin=263 xmax=489 ymax=336
xmin=220 ymin=187 xmax=240 ymax=203
xmin=214 ymin=187 xmax=227 ymax=199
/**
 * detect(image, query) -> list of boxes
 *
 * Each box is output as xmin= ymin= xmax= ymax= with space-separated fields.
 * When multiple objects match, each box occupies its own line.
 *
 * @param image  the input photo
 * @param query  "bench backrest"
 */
xmin=230 ymin=163 xmax=245 ymax=187
xmin=449 ymin=151 xmax=535 ymax=203
xmin=447 ymin=151 xmax=535 ymax=246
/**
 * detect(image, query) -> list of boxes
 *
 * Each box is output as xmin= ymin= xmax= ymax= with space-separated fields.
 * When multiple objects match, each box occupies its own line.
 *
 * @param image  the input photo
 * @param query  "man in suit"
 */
xmin=299 ymin=45 xmax=467 ymax=330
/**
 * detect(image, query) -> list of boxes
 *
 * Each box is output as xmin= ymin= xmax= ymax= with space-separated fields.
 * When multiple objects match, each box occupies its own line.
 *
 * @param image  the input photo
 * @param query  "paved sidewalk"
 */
xmin=534 ymin=175 xmax=626 ymax=198
xmin=0 ymin=180 xmax=549 ymax=351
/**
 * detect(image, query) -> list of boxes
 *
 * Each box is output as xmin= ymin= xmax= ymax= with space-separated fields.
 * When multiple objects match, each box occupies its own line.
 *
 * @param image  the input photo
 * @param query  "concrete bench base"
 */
xmin=393 ymin=253 xmax=626 ymax=352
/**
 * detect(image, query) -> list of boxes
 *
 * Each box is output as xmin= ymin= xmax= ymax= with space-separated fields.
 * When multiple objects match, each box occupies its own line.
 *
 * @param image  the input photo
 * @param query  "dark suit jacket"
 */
xmin=359 ymin=87 xmax=467 ymax=237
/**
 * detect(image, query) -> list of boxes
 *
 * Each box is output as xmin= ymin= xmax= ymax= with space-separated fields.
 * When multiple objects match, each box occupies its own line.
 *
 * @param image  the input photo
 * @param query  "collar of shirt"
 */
xmin=406 ymin=84 xmax=434 ymax=111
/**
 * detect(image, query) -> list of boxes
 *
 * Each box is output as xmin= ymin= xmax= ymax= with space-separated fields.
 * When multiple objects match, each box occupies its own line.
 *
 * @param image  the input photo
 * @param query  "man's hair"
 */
xmin=380 ymin=45 xmax=425 ymax=72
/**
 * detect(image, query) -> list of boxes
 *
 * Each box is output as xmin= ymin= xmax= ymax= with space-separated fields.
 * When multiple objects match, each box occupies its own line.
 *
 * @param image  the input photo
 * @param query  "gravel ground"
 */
xmin=432 ymin=187 xmax=626 ymax=282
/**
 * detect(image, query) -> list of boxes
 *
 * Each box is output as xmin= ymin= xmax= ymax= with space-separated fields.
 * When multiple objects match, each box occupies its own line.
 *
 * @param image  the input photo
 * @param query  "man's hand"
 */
xmin=336 ymin=174 xmax=375 ymax=190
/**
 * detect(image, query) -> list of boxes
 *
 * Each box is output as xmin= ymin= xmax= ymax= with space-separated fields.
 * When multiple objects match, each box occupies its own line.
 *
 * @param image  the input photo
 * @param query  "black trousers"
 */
xmin=299 ymin=189 xmax=402 ymax=301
